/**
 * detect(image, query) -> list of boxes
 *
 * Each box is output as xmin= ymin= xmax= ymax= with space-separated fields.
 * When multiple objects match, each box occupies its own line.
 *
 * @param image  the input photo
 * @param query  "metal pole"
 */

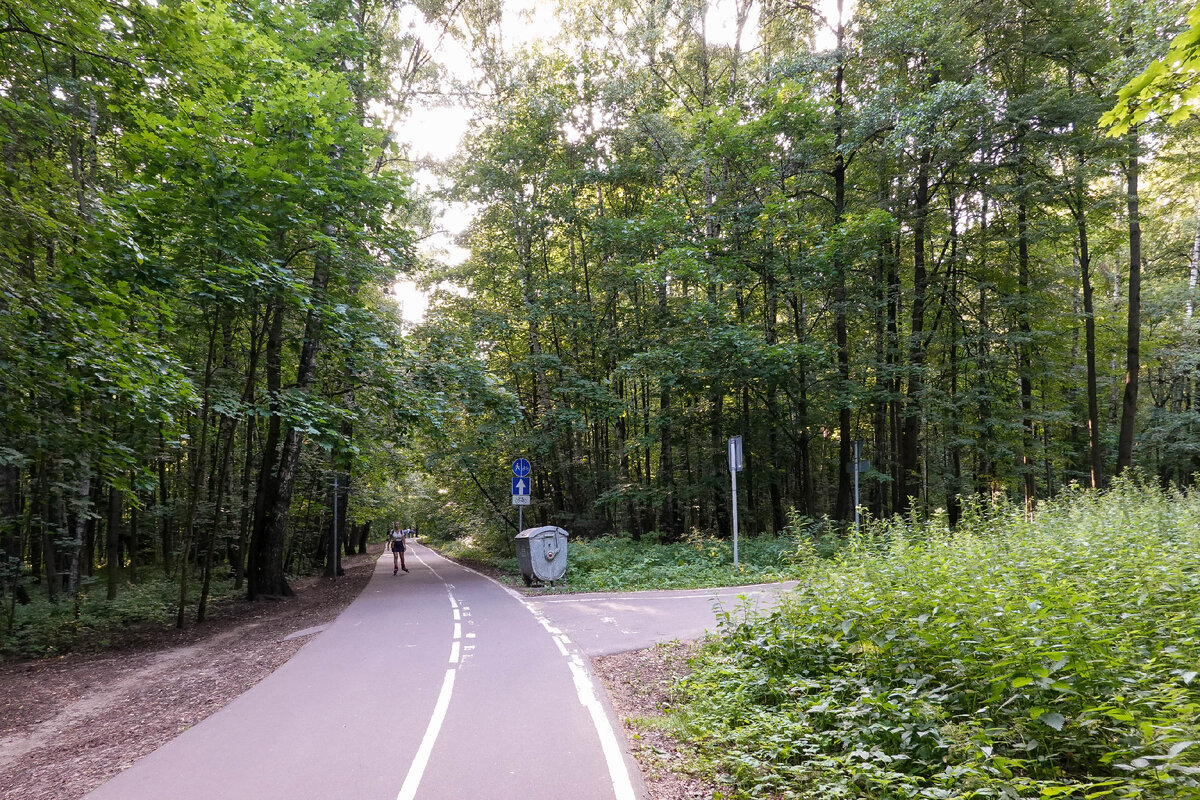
xmin=853 ymin=440 xmax=860 ymax=532
xmin=331 ymin=474 xmax=338 ymax=576
xmin=730 ymin=452 xmax=739 ymax=568
xmin=518 ymin=505 xmax=523 ymax=534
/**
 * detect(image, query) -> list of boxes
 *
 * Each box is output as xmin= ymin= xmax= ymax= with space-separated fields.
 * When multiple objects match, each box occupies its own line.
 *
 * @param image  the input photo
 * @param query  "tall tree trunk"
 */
xmin=127 ymin=477 xmax=138 ymax=584
xmin=198 ymin=415 xmax=237 ymax=623
xmin=105 ymin=485 xmax=121 ymax=600
xmin=157 ymin=428 xmax=173 ymax=577
xmin=38 ymin=461 xmax=58 ymax=601
xmin=832 ymin=3 xmax=854 ymax=522
xmin=764 ymin=263 xmax=785 ymax=534
xmin=249 ymin=300 xmax=287 ymax=600
xmin=177 ymin=316 xmax=218 ymax=627
xmin=1015 ymin=137 xmax=1037 ymax=515
xmin=1116 ymin=130 xmax=1142 ymax=475
xmin=1 ymin=465 xmax=20 ymax=587
xmin=1075 ymin=169 xmax=1103 ymax=489
xmin=947 ymin=207 xmax=962 ymax=528
xmin=657 ymin=280 xmax=680 ymax=539
xmin=900 ymin=148 xmax=932 ymax=513
xmin=709 ymin=384 xmax=728 ymax=537
xmin=791 ymin=289 xmax=814 ymax=516
xmin=887 ymin=232 xmax=903 ymax=511
xmin=1187 ymin=197 xmax=1200 ymax=320
xmin=249 ymin=235 xmax=333 ymax=599
xmin=67 ymin=453 xmax=90 ymax=603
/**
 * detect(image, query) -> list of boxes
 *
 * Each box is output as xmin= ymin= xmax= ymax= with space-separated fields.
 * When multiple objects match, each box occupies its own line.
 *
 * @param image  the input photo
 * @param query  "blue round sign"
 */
xmin=512 ymin=458 xmax=531 ymax=477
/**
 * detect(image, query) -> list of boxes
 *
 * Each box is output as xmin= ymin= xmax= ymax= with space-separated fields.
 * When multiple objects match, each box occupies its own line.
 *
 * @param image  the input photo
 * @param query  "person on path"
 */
xmin=390 ymin=522 xmax=409 ymax=575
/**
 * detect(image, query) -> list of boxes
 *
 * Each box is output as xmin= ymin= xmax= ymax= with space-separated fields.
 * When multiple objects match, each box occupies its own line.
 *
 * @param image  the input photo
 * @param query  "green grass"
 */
xmin=1 ymin=574 xmax=241 ymax=660
xmin=431 ymin=527 xmax=809 ymax=593
xmin=672 ymin=480 xmax=1200 ymax=799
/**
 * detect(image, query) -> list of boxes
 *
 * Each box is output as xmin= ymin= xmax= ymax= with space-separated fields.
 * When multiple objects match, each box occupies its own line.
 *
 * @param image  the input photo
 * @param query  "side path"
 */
xmin=84 ymin=542 xmax=641 ymax=800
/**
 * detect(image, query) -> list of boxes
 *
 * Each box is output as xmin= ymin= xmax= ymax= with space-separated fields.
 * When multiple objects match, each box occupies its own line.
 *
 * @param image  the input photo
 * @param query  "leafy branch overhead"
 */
xmin=1104 ymin=2 xmax=1200 ymax=134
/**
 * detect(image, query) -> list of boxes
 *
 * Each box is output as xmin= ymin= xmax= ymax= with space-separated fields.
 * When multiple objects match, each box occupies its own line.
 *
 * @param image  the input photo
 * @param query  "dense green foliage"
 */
xmin=432 ymin=526 xmax=813 ymax=592
xmin=0 ymin=0 xmax=502 ymax=630
xmin=674 ymin=482 xmax=1200 ymax=798
xmin=1 ymin=574 xmax=241 ymax=659
xmin=411 ymin=0 xmax=1200 ymax=551
xmin=3 ymin=0 xmax=1200 ymax=689
xmin=1106 ymin=2 xmax=1200 ymax=133
xmin=563 ymin=532 xmax=799 ymax=592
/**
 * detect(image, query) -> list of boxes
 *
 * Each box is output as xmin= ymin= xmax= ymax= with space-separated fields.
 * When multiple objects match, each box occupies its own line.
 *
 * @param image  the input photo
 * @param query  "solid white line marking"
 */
xmin=409 ymin=547 xmax=445 ymax=581
xmin=565 ymin=654 xmax=636 ymax=800
xmin=396 ymin=668 xmax=457 ymax=800
xmin=420 ymin=545 xmax=639 ymax=800
xmin=519 ymin=604 xmax=637 ymax=800
xmin=530 ymin=583 xmax=796 ymax=604
xmin=453 ymin=622 xmax=462 ymax=640
xmin=449 ymin=640 xmax=460 ymax=663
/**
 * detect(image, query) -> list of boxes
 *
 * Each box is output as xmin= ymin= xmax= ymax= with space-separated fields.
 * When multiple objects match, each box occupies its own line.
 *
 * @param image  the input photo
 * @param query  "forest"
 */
xmin=1 ymin=0 xmax=1199 ymax=633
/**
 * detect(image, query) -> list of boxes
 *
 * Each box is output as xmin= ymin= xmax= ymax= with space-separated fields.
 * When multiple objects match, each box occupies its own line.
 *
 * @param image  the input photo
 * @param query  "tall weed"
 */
xmin=544 ymin=530 xmax=799 ymax=592
xmin=676 ymin=481 xmax=1200 ymax=798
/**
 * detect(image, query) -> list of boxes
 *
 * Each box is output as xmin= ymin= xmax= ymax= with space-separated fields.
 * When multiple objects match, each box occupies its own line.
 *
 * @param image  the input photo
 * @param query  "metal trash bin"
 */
xmin=514 ymin=526 xmax=569 ymax=586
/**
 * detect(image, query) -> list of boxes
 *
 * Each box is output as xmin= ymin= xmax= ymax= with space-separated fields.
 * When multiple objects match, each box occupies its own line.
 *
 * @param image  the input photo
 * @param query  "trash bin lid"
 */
xmin=515 ymin=525 xmax=569 ymax=540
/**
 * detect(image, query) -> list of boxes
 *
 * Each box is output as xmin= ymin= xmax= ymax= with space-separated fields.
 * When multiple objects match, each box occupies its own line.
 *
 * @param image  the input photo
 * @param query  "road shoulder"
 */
xmin=593 ymin=641 xmax=725 ymax=800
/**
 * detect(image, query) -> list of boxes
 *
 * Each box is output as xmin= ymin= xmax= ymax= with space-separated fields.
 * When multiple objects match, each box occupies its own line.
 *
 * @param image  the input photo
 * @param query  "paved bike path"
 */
xmin=84 ymin=543 xmax=795 ymax=800
xmin=85 ymin=543 xmax=635 ymax=800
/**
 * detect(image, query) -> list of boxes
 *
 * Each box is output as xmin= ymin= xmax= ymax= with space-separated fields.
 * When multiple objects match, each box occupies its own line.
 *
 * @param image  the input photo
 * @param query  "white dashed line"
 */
xmin=409 ymin=545 xmax=638 ymax=800
xmin=396 ymin=577 xmax=463 ymax=800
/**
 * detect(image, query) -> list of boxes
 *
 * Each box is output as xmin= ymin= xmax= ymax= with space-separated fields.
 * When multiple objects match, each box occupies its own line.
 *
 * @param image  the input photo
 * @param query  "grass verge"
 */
xmin=429 ymin=527 xmax=808 ymax=593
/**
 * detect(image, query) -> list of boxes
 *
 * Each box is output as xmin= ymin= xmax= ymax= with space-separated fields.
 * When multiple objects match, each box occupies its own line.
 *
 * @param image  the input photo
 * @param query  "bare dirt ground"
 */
xmin=593 ymin=641 xmax=726 ymax=800
xmin=0 ymin=547 xmax=380 ymax=800
xmin=0 ymin=546 xmax=716 ymax=800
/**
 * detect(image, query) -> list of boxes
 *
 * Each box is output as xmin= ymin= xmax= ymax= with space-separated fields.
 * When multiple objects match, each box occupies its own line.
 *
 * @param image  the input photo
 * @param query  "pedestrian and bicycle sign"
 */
xmin=512 ymin=458 xmax=531 ymax=506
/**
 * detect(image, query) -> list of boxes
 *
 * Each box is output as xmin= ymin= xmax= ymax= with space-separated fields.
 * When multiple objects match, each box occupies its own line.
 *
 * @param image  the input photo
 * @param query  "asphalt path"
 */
xmin=83 ymin=542 xmax=795 ymax=800
xmin=530 ymin=581 xmax=799 ymax=657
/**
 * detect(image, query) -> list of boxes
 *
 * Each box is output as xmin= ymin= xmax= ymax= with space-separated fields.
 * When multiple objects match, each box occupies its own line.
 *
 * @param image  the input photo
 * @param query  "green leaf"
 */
xmin=1037 ymin=711 xmax=1065 ymax=731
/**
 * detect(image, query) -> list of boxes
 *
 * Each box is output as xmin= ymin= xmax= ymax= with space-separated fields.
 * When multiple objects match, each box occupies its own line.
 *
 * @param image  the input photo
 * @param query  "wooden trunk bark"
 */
xmin=1116 ymin=132 xmax=1142 ymax=475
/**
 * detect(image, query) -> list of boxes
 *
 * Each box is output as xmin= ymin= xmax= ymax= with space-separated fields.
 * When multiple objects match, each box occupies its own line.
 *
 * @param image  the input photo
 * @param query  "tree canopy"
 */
xmin=3 ymin=0 xmax=1200 ymax=642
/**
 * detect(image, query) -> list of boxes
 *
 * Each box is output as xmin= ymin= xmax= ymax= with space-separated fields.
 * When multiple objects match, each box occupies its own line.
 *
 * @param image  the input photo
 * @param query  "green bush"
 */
xmin=1 ymin=574 xmax=240 ymax=660
xmin=433 ymin=524 xmax=807 ymax=592
xmin=426 ymin=520 xmax=816 ymax=592
xmin=563 ymin=529 xmax=800 ymax=592
xmin=675 ymin=480 xmax=1200 ymax=798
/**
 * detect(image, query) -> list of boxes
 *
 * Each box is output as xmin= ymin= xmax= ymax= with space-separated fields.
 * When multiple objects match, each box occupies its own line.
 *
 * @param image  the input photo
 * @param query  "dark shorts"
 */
xmin=391 ymin=539 xmax=405 ymax=553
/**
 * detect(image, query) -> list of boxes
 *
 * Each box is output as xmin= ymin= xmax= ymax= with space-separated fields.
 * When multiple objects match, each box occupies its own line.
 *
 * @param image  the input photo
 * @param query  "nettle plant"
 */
xmin=677 ymin=481 xmax=1200 ymax=798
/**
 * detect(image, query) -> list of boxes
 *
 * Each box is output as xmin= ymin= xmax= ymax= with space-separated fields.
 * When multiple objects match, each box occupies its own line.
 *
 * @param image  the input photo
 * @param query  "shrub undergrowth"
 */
xmin=1 ymin=574 xmax=241 ymax=660
xmin=675 ymin=481 xmax=1200 ymax=799
xmin=432 ymin=526 xmax=805 ymax=592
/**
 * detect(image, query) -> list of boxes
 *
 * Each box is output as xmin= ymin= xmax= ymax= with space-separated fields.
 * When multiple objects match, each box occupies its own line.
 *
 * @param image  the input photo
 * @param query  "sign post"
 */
xmin=853 ymin=440 xmax=860 ymax=532
xmin=512 ymin=458 xmax=531 ymax=532
xmin=845 ymin=441 xmax=869 ymax=531
xmin=728 ymin=436 xmax=743 ymax=567
xmin=332 ymin=474 xmax=338 ymax=577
